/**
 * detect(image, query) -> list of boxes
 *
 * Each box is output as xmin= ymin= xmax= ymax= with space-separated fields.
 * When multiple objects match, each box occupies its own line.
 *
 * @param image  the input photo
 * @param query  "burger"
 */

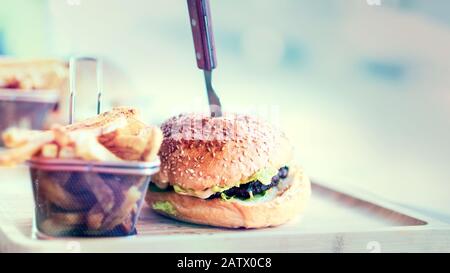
xmin=145 ymin=113 xmax=311 ymax=228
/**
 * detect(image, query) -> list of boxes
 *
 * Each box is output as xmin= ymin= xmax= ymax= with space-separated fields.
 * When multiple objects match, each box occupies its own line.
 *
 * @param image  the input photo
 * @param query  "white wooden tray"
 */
xmin=0 ymin=166 xmax=449 ymax=253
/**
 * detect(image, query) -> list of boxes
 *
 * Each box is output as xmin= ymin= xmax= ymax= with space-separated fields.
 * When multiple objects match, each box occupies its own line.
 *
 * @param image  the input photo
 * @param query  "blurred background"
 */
xmin=1 ymin=0 xmax=450 ymax=221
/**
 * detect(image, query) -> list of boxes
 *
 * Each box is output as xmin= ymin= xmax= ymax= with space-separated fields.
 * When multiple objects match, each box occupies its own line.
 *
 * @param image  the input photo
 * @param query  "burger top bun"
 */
xmin=153 ymin=113 xmax=293 ymax=191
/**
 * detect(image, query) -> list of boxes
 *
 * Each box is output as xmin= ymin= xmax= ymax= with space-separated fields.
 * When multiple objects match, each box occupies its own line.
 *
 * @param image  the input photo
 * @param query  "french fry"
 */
xmin=41 ymin=144 xmax=58 ymax=158
xmin=142 ymin=126 xmax=163 ymax=162
xmin=51 ymin=125 xmax=71 ymax=147
xmin=117 ymin=118 xmax=146 ymax=138
xmin=39 ymin=174 xmax=91 ymax=210
xmin=58 ymin=146 xmax=76 ymax=159
xmin=119 ymin=211 xmax=135 ymax=234
xmin=102 ymin=186 xmax=142 ymax=230
xmin=40 ymin=170 xmax=73 ymax=189
xmin=50 ymin=212 xmax=85 ymax=225
xmin=100 ymin=134 xmax=149 ymax=160
xmin=131 ymin=203 xmax=138 ymax=216
xmin=0 ymin=107 xmax=163 ymax=237
xmin=119 ymin=175 xmax=148 ymax=189
xmin=63 ymin=173 xmax=96 ymax=196
xmin=83 ymin=173 xmax=115 ymax=213
xmin=96 ymin=130 xmax=116 ymax=146
xmin=39 ymin=219 xmax=76 ymax=236
xmin=71 ymin=131 xmax=122 ymax=162
xmin=0 ymin=131 xmax=55 ymax=166
xmin=98 ymin=118 xmax=152 ymax=161
xmin=2 ymin=128 xmax=49 ymax=148
xmin=0 ymin=107 xmax=162 ymax=165
xmin=86 ymin=203 xmax=105 ymax=230
xmin=64 ymin=107 xmax=135 ymax=136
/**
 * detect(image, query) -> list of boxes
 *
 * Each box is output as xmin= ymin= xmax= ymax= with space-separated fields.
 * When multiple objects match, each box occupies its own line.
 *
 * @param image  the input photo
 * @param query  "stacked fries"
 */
xmin=0 ymin=107 xmax=163 ymax=165
xmin=31 ymin=169 xmax=148 ymax=236
xmin=0 ymin=107 xmax=163 ymax=236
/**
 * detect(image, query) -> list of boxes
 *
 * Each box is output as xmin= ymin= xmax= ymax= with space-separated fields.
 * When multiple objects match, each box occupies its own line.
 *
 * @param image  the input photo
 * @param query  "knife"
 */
xmin=187 ymin=0 xmax=222 ymax=117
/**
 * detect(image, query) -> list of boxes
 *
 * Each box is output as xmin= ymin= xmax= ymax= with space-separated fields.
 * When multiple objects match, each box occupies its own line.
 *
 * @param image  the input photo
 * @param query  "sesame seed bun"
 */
xmin=153 ymin=113 xmax=293 ymax=192
xmin=146 ymin=166 xmax=311 ymax=228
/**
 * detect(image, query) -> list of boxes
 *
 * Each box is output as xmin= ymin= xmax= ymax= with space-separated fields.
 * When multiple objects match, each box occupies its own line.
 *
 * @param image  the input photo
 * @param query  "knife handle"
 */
xmin=187 ymin=0 xmax=216 ymax=71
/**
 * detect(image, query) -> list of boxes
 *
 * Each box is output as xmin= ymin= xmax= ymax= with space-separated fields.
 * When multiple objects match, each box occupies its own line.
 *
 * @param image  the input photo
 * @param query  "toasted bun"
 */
xmin=154 ymin=113 xmax=293 ymax=191
xmin=146 ymin=166 xmax=310 ymax=228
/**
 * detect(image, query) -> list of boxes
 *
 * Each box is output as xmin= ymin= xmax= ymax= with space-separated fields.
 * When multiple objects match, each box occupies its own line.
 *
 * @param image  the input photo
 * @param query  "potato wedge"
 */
xmin=58 ymin=146 xmax=76 ymax=159
xmin=86 ymin=204 xmax=105 ymax=230
xmin=83 ymin=173 xmax=115 ymax=213
xmin=0 ymin=131 xmax=55 ymax=166
xmin=71 ymin=131 xmax=122 ymax=162
xmin=98 ymin=117 xmax=153 ymax=161
xmin=142 ymin=126 xmax=163 ymax=162
xmin=39 ymin=219 xmax=76 ymax=236
xmin=39 ymin=174 xmax=91 ymax=210
xmin=2 ymin=128 xmax=50 ymax=148
xmin=102 ymin=186 xmax=141 ymax=230
xmin=41 ymin=144 xmax=58 ymax=158
xmin=50 ymin=212 xmax=85 ymax=225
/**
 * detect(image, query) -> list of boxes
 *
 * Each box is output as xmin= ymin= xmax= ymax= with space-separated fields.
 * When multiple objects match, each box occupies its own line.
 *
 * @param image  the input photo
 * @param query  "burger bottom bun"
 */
xmin=145 ymin=166 xmax=311 ymax=229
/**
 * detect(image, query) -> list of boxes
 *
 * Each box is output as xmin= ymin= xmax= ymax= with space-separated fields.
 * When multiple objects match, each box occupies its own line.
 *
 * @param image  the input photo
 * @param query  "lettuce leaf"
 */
xmin=152 ymin=201 xmax=177 ymax=216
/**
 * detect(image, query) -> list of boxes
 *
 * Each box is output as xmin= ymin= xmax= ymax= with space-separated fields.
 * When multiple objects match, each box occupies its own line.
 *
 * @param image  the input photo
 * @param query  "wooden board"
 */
xmin=0 ymin=165 xmax=449 ymax=253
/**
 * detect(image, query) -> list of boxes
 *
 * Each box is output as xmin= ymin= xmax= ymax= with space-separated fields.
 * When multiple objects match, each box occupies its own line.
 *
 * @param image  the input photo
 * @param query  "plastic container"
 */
xmin=0 ymin=89 xmax=59 ymax=146
xmin=28 ymin=158 xmax=159 ymax=237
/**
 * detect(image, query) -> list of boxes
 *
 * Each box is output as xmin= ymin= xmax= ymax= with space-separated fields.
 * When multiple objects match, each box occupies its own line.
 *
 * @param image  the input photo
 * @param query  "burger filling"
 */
xmin=150 ymin=166 xmax=289 ymax=201
xmin=208 ymin=166 xmax=289 ymax=200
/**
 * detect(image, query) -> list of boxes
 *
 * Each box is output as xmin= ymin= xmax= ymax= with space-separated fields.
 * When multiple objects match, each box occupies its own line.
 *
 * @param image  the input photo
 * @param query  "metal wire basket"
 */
xmin=0 ymin=89 xmax=59 ymax=146
xmin=28 ymin=57 xmax=160 ymax=237
xmin=29 ymin=158 xmax=159 ymax=237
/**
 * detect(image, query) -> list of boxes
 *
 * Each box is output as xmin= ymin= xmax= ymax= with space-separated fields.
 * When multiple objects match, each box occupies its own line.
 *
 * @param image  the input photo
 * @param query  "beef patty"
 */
xmin=207 ymin=166 xmax=289 ymax=200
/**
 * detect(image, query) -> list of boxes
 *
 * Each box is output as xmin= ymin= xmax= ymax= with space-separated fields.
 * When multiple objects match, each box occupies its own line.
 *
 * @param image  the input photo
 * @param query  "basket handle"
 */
xmin=69 ymin=56 xmax=103 ymax=124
